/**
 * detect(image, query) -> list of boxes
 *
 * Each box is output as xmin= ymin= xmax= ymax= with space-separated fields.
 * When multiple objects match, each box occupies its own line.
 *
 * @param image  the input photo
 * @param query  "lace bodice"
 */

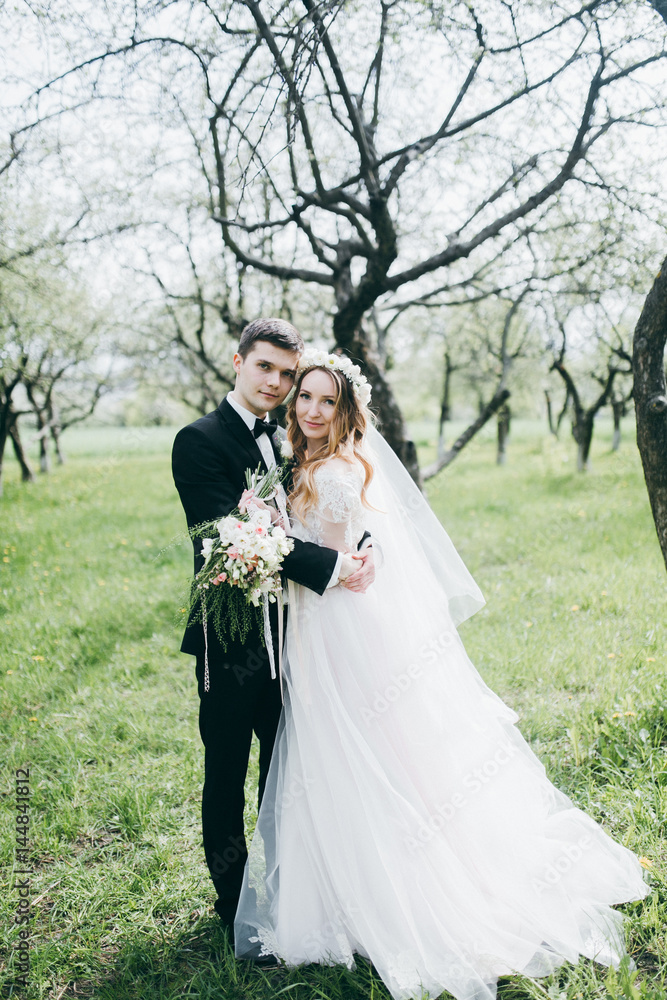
xmin=290 ymin=458 xmax=365 ymax=552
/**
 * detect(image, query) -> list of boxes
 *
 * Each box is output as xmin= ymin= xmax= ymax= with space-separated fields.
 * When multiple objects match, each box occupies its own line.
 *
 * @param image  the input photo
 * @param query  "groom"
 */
xmin=172 ymin=318 xmax=374 ymax=941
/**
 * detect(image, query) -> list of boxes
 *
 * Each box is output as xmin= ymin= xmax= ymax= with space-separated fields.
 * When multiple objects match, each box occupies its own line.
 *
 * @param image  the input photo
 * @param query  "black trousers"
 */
xmin=195 ymin=629 xmax=283 ymax=926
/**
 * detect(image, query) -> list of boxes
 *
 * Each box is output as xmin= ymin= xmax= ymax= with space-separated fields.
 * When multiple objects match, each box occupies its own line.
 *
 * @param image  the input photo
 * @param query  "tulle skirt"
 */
xmin=234 ymin=570 xmax=648 ymax=1000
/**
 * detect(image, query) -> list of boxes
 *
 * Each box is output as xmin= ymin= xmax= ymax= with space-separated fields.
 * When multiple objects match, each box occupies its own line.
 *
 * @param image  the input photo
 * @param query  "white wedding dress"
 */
xmin=234 ymin=430 xmax=648 ymax=1000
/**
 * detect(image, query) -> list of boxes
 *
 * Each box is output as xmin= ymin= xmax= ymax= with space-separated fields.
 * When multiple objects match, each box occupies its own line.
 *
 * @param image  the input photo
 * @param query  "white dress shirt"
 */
xmin=226 ymin=392 xmax=341 ymax=587
xmin=227 ymin=391 xmax=277 ymax=470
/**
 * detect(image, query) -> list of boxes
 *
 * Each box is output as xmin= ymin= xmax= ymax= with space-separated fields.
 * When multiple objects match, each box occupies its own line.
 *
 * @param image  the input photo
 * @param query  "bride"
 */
xmin=234 ymin=351 xmax=648 ymax=1000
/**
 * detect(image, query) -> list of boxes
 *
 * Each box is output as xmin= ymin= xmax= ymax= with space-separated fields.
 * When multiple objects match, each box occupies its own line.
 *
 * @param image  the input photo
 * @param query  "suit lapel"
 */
xmin=217 ymin=397 xmax=268 ymax=474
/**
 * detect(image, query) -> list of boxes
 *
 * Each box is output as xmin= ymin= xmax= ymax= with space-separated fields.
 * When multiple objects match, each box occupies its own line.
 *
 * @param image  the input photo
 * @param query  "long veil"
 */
xmin=363 ymin=424 xmax=485 ymax=627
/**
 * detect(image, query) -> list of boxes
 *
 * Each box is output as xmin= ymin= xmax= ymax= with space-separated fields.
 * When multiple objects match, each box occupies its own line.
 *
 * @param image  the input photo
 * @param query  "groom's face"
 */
xmin=232 ymin=341 xmax=299 ymax=417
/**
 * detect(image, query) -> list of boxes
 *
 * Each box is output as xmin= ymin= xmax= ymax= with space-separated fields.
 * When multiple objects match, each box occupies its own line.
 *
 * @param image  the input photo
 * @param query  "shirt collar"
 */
xmin=226 ymin=391 xmax=268 ymax=433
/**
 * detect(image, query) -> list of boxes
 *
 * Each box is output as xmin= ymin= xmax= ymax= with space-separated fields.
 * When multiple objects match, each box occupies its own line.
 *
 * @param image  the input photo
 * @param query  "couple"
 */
xmin=172 ymin=318 xmax=648 ymax=1000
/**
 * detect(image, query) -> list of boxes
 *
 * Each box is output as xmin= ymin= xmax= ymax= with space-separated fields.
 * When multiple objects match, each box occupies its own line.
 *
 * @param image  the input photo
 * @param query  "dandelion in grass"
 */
xmin=639 ymin=857 xmax=654 ymax=869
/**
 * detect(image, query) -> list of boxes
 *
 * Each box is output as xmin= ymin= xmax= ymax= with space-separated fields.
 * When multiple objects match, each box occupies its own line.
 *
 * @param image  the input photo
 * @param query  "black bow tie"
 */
xmin=253 ymin=418 xmax=278 ymax=439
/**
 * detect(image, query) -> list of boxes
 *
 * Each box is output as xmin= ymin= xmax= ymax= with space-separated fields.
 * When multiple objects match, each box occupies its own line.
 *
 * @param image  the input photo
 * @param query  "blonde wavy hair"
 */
xmin=286 ymin=365 xmax=375 ymax=524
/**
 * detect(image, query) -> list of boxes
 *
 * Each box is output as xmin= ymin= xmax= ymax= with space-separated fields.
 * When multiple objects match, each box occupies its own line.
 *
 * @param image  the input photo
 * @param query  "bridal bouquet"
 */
xmin=189 ymin=465 xmax=293 ymax=653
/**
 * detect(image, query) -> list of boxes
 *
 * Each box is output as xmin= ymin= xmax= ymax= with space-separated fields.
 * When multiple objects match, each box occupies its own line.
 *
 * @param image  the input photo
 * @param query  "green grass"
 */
xmin=0 ymin=420 xmax=665 ymax=1000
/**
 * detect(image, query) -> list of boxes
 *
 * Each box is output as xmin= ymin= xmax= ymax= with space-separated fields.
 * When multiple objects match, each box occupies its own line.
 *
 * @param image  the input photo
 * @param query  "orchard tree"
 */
xmin=548 ymin=309 xmax=632 ymax=471
xmin=206 ymin=0 xmax=667 ymax=477
xmin=413 ymin=287 xmax=534 ymax=478
xmin=0 ymin=240 xmax=114 ymax=487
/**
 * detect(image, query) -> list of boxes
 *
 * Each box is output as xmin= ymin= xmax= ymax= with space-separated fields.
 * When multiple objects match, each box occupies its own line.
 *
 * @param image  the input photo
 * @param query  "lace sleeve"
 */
xmin=312 ymin=461 xmax=365 ymax=552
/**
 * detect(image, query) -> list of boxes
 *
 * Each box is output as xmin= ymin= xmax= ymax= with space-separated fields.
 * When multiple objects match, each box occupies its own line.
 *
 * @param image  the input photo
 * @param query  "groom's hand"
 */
xmin=340 ymin=545 xmax=375 ymax=593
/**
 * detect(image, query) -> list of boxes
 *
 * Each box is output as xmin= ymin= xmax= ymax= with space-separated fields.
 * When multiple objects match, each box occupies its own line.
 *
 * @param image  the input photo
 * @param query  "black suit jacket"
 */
xmin=172 ymin=397 xmax=339 ymax=657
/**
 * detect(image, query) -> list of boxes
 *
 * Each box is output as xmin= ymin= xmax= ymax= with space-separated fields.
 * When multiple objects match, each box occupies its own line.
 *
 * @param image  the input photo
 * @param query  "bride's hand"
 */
xmin=239 ymin=489 xmax=280 ymax=523
xmin=339 ymin=546 xmax=375 ymax=593
xmin=238 ymin=488 xmax=257 ymax=514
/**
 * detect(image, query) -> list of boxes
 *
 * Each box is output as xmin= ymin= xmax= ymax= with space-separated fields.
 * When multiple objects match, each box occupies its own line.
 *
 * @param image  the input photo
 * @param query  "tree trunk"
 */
xmin=9 ymin=422 xmax=34 ymax=482
xmin=365 ymin=351 xmax=420 ymax=484
xmin=611 ymin=406 xmax=622 ymax=451
xmin=38 ymin=425 xmax=49 ymax=473
xmin=25 ymin=383 xmax=50 ymax=473
xmin=545 ymin=390 xmax=556 ymax=436
xmin=611 ymin=398 xmax=625 ymax=452
xmin=553 ymin=359 xmax=617 ymax=472
xmin=437 ymin=351 xmax=453 ymax=461
xmin=496 ymin=403 xmax=511 ymax=465
xmin=423 ymin=388 xmax=510 ymax=480
xmin=576 ymin=415 xmax=594 ymax=471
xmin=334 ymin=318 xmax=421 ymax=485
xmin=632 ymin=255 xmax=667 ymax=572
xmin=50 ymin=424 xmax=66 ymax=464
xmin=611 ymin=424 xmax=621 ymax=452
xmin=556 ymin=388 xmax=570 ymax=436
xmin=0 ymin=424 xmax=8 ymax=498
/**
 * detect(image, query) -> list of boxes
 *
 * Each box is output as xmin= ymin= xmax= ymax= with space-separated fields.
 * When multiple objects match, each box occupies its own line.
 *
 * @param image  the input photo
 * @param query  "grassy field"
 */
xmin=0 ymin=419 xmax=665 ymax=1000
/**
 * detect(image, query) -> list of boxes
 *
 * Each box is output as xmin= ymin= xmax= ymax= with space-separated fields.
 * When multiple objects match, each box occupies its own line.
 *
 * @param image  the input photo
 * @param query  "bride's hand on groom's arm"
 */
xmin=339 ymin=545 xmax=375 ymax=593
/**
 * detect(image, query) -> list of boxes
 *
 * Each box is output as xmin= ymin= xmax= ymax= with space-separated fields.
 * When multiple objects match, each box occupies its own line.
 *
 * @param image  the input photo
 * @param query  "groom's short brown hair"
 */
xmin=238 ymin=318 xmax=303 ymax=358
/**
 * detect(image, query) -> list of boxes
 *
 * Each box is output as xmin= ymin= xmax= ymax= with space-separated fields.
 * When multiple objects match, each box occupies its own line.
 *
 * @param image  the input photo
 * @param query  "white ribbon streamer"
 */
xmin=202 ymin=596 xmax=210 ymax=693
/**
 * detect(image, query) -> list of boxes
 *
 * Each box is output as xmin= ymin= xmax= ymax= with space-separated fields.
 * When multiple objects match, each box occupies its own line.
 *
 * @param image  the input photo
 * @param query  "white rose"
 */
xmin=350 ymin=364 xmax=361 ymax=377
xmin=338 ymin=356 xmax=353 ymax=372
xmin=249 ymin=507 xmax=272 ymax=528
xmin=358 ymin=382 xmax=372 ymax=405
xmin=280 ymin=439 xmax=294 ymax=459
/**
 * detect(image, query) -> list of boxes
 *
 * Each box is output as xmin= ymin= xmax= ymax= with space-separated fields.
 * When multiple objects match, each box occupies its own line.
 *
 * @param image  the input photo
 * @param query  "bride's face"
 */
xmin=295 ymin=369 xmax=338 ymax=446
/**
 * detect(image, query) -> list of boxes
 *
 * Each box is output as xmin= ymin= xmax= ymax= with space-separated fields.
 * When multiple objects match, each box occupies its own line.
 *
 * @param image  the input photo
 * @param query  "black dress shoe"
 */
xmin=246 ymin=952 xmax=283 ymax=970
xmin=220 ymin=921 xmax=235 ymax=947
xmin=213 ymin=897 xmax=237 ymax=945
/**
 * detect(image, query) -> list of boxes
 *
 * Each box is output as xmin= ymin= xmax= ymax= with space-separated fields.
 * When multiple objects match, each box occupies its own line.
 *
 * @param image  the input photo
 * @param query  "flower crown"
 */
xmin=297 ymin=348 xmax=372 ymax=406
